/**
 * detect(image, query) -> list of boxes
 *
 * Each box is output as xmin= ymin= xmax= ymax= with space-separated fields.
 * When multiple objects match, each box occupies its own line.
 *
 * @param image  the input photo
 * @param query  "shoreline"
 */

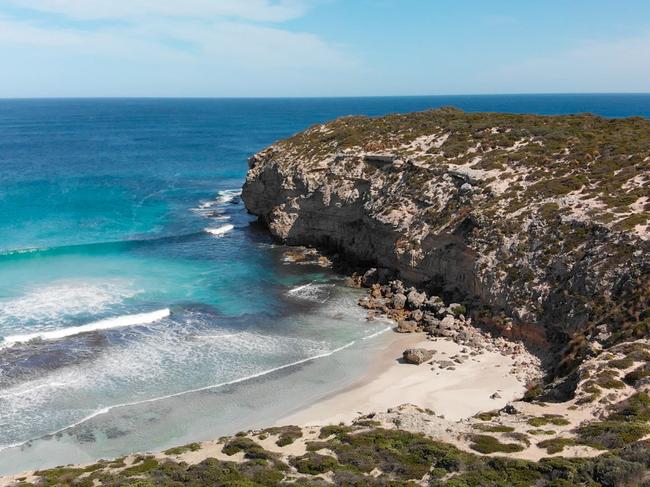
xmin=0 ymin=327 xmax=533 ymax=485
xmin=279 ymin=331 xmax=529 ymax=427
xmin=0 ymin=250 xmax=542 ymax=483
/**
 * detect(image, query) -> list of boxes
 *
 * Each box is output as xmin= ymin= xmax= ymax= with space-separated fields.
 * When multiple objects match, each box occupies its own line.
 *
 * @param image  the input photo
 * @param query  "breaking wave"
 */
xmin=287 ymin=283 xmax=335 ymax=303
xmin=192 ymin=189 xmax=242 ymax=218
xmin=1 ymin=309 xmax=171 ymax=347
xmin=205 ymin=224 xmax=235 ymax=237
xmin=0 ymin=279 xmax=140 ymax=327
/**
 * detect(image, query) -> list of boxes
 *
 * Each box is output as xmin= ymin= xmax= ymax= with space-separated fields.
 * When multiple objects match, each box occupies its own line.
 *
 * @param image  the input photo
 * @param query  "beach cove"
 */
xmin=1 ymin=96 xmax=649 ymax=482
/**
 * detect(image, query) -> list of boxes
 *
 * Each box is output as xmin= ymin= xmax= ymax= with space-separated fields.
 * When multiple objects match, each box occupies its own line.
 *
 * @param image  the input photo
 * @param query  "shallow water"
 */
xmin=1 ymin=96 xmax=649 ymax=474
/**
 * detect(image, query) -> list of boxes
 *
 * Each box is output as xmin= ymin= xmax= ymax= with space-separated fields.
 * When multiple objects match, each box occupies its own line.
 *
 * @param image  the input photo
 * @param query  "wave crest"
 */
xmin=205 ymin=224 xmax=234 ymax=237
xmin=0 ymin=279 xmax=140 ymax=327
xmin=1 ymin=309 xmax=171 ymax=347
xmin=287 ymin=283 xmax=335 ymax=303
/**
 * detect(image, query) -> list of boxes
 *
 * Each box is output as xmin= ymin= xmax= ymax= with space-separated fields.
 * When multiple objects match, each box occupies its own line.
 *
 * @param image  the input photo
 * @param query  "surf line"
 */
xmin=0 ymin=340 xmax=358 ymax=452
xmin=361 ymin=326 xmax=392 ymax=340
xmin=1 ymin=309 xmax=171 ymax=348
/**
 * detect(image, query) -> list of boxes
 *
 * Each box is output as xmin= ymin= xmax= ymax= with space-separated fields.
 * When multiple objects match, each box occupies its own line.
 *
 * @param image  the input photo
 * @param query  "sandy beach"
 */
xmin=280 ymin=331 xmax=529 ymax=426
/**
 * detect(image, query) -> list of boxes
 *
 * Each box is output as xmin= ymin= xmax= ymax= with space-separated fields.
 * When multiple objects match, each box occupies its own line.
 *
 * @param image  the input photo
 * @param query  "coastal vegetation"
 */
xmin=16 ymin=424 xmax=650 ymax=486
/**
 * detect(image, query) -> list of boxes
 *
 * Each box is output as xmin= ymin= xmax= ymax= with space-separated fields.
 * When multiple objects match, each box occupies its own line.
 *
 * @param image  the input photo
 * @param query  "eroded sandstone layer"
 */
xmin=243 ymin=108 xmax=649 ymax=373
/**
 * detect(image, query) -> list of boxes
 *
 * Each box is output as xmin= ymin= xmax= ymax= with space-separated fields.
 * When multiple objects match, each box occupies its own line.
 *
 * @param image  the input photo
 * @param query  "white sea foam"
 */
xmin=0 ymin=279 xmax=139 ymax=326
xmin=361 ymin=326 xmax=392 ymax=340
xmin=194 ymin=333 xmax=241 ymax=340
xmin=192 ymin=189 xmax=242 ymax=217
xmin=1 ymin=309 xmax=171 ymax=347
xmin=0 ymin=247 xmax=41 ymax=257
xmin=0 ymin=340 xmax=356 ymax=452
xmin=216 ymin=189 xmax=242 ymax=205
xmin=287 ymin=283 xmax=335 ymax=303
xmin=205 ymin=224 xmax=235 ymax=236
xmin=0 ymin=381 xmax=68 ymax=398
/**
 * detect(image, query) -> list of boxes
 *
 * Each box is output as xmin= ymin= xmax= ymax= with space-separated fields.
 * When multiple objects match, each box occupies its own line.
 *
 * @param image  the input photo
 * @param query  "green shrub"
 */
xmin=608 ymin=357 xmax=634 ymax=369
xmin=289 ymin=453 xmax=339 ymax=475
xmin=472 ymin=424 xmax=515 ymax=433
xmin=475 ymin=411 xmax=500 ymax=421
xmin=327 ymin=428 xmax=463 ymax=480
xmin=222 ymin=437 xmax=274 ymax=460
xmin=537 ymin=437 xmax=577 ymax=454
xmin=576 ymin=395 xmax=650 ymax=449
xmin=468 ymin=434 xmax=525 ymax=454
xmin=451 ymin=305 xmax=467 ymax=316
xmin=163 ymin=442 xmax=201 ymax=455
xmin=261 ymin=425 xmax=303 ymax=447
xmin=577 ymin=421 xmax=650 ymax=450
xmin=527 ymin=429 xmax=556 ymax=436
xmin=318 ymin=424 xmax=353 ymax=439
xmin=121 ymin=457 xmax=159 ymax=477
xmin=526 ymin=415 xmax=570 ymax=427
xmin=624 ymin=363 xmax=650 ymax=386
xmin=433 ymin=457 xmax=541 ymax=487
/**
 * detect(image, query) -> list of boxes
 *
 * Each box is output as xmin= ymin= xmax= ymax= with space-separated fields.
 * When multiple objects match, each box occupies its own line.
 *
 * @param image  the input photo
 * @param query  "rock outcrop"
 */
xmin=243 ymin=108 xmax=649 ymax=374
xmin=402 ymin=348 xmax=435 ymax=365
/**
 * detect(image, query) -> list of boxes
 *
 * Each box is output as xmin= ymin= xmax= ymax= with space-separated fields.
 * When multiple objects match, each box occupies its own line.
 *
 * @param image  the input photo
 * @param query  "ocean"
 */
xmin=1 ymin=94 xmax=649 ymax=473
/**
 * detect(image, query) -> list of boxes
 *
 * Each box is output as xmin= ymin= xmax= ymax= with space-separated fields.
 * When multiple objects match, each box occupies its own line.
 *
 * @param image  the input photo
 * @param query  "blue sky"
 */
xmin=0 ymin=0 xmax=649 ymax=97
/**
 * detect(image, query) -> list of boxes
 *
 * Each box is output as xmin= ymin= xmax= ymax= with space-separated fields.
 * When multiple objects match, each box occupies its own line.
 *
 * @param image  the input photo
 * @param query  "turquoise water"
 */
xmin=1 ymin=95 xmax=649 ymax=473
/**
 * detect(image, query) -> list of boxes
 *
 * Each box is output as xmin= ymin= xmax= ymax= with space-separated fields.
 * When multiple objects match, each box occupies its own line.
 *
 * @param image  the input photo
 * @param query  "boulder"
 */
xmin=392 ymin=293 xmax=407 ymax=310
xmin=439 ymin=315 xmax=456 ymax=330
xmin=407 ymin=290 xmax=427 ymax=309
xmin=370 ymin=283 xmax=382 ymax=298
xmin=425 ymin=296 xmax=444 ymax=309
xmin=422 ymin=312 xmax=440 ymax=327
xmin=411 ymin=309 xmax=424 ymax=322
xmin=396 ymin=320 xmax=419 ymax=333
xmin=436 ymin=307 xmax=448 ymax=317
xmin=403 ymin=348 xmax=434 ymax=365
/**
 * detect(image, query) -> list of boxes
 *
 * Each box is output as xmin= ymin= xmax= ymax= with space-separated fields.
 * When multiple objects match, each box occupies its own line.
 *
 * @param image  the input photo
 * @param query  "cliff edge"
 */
xmin=243 ymin=108 xmax=649 ymax=376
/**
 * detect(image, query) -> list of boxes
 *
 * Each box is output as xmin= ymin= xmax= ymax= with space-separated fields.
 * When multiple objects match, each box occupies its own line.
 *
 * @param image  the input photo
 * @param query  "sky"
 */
xmin=0 ymin=0 xmax=649 ymax=97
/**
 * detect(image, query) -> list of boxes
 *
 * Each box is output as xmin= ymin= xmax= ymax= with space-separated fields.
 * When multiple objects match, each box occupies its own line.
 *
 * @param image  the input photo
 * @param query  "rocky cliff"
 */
xmin=243 ymin=108 xmax=649 ymax=374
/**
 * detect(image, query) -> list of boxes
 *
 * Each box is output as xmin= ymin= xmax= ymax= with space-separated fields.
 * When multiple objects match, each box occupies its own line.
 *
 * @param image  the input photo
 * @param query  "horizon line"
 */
xmin=1 ymin=91 xmax=650 ymax=101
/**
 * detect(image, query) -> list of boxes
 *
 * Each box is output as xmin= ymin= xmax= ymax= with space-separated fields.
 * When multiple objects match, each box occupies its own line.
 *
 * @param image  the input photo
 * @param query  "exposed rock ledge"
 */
xmin=243 ymin=108 xmax=649 ymax=374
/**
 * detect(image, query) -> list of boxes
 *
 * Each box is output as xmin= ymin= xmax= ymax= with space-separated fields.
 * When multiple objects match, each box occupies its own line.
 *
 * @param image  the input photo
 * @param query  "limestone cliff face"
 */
xmin=243 ymin=108 xmax=649 ymax=364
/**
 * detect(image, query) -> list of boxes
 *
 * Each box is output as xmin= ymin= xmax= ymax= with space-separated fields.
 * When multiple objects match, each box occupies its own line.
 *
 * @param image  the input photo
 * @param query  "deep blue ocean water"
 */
xmin=1 ymin=94 xmax=649 ymax=473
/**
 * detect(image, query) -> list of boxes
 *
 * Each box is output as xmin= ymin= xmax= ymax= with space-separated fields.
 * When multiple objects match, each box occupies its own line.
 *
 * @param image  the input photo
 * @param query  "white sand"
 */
xmin=280 ymin=333 xmax=527 ymax=426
